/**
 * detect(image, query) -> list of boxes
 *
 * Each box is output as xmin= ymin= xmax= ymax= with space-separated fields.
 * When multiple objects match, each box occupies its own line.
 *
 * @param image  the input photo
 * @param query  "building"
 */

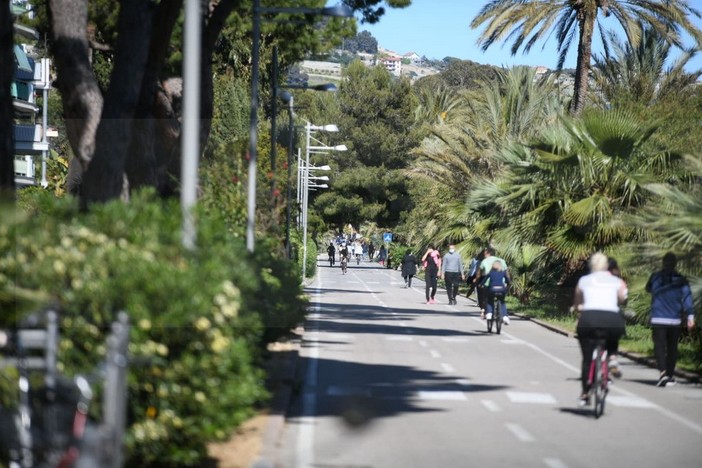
xmin=403 ymin=52 xmax=421 ymax=64
xmin=378 ymin=56 xmax=402 ymax=77
xmin=12 ymin=2 xmax=53 ymax=188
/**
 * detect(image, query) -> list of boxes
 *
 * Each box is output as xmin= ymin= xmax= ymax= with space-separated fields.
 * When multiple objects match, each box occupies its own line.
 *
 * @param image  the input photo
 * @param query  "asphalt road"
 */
xmin=272 ymin=259 xmax=702 ymax=468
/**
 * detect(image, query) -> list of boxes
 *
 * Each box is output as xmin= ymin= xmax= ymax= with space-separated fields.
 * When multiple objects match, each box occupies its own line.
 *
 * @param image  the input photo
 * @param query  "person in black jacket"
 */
xmin=401 ymin=250 xmax=419 ymax=288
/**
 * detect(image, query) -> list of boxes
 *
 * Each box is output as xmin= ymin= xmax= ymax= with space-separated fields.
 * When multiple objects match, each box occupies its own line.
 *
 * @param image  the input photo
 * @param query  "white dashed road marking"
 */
xmin=506 ymin=391 xmax=558 ymax=405
xmin=506 ymin=423 xmax=535 ymax=442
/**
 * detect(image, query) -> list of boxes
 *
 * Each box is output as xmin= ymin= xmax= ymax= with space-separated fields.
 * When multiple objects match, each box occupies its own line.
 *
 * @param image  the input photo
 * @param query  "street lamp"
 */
xmin=299 ymin=122 xmax=347 ymax=280
xmin=270 ymin=45 xmax=338 ymax=205
xmin=247 ymin=1 xmax=353 ymax=253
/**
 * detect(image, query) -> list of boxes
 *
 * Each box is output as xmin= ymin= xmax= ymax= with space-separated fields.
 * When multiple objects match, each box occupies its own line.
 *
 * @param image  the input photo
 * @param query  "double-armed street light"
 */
xmin=247 ymin=1 xmax=353 ymax=253
xmin=298 ymin=122 xmax=347 ymax=279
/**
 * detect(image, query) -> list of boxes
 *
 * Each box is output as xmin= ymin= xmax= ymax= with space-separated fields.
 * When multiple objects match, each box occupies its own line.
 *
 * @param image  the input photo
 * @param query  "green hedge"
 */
xmin=1 ymin=189 xmax=307 ymax=466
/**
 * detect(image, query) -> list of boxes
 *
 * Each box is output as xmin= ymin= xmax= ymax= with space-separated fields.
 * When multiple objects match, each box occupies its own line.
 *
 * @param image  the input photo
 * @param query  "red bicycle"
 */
xmin=586 ymin=334 xmax=610 ymax=418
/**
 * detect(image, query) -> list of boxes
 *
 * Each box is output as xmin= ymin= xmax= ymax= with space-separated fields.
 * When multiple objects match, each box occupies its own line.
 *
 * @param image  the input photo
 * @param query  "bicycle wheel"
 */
xmin=593 ymin=347 xmax=606 ymax=418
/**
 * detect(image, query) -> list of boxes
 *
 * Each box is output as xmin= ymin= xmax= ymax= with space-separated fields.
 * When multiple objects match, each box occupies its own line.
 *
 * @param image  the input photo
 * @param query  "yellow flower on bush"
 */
xmin=195 ymin=317 xmax=211 ymax=331
xmin=138 ymin=319 xmax=152 ymax=330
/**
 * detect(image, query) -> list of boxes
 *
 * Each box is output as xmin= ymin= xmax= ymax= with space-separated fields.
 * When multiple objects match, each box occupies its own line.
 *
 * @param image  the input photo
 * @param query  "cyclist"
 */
xmin=475 ymin=247 xmax=510 ymax=324
xmin=572 ymin=252 xmax=627 ymax=407
xmin=339 ymin=244 xmax=349 ymax=271
xmin=480 ymin=260 xmax=510 ymax=322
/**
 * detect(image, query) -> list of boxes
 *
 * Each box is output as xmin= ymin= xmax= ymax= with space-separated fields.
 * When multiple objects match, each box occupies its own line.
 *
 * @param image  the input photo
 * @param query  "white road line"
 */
xmin=544 ymin=458 xmax=569 ymax=468
xmin=429 ymin=350 xmax=442 ymax=358
xmin=399 ymin=322 xmax=408 ymax=327
xmin=418 ymin=340 xmax=428 ymax=347
xmin=455 ymin=379 xmax=471 ymax=386
xmin=481 ymin=400 xmax=502 ymax=412
xmin=297 ymin=285 xmax=321 ymax=468
xmin=506 ymin=391 xmax=557 ymax=404
xmin=506 ymin=422 xmax=535 ymax=442
xmin=440 ymin=363 xmax=455 ymax=373
xmin=417 ymin=390 xmax=467 ymax=401
xmin=441 ymin=337 xmax=470 ymax=343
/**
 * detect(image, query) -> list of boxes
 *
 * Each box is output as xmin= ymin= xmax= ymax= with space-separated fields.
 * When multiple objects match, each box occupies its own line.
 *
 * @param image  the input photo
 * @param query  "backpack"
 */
xmin=467 ymin=258 xmax=479 ymax=277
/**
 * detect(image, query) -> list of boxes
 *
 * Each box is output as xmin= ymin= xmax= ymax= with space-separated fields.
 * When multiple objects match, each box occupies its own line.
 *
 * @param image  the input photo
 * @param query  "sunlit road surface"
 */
xmin=273 ymin=259 xmax=702 ymax=468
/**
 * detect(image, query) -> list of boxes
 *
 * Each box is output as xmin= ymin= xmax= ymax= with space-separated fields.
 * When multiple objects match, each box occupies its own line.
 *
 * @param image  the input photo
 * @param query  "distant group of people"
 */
xmin=327 ymin=237 xmax=387 ymax=269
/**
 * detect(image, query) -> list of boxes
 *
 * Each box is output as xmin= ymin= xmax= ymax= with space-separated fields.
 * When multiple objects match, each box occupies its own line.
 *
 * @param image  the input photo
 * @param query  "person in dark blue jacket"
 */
xmin=645 ymin=252 xmax=696 ymax=387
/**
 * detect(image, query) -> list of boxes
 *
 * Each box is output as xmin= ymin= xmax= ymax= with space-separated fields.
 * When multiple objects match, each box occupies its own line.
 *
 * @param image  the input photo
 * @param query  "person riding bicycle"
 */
xmin=480 ymin=260 xmax=510 ymax=322
xmin=572 ymin=252 xmax=627 ymax=407
xmin=476 ymin=247 xmax=511 ymax=324
xmin=339 ymin=244 xmax=349 ymax=263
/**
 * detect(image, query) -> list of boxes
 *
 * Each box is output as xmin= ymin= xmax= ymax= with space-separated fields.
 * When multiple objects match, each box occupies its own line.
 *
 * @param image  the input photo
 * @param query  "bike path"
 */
xmin=271 ymin=259 xmax=702 ymax=468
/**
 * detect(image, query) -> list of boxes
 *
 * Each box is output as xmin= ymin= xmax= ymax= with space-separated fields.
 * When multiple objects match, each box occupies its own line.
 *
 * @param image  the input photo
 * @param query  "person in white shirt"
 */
xmin=572 ymin=252 xmax=627 ymax=406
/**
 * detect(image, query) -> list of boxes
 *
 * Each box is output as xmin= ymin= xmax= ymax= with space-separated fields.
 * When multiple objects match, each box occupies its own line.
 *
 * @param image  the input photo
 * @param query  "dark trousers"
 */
xmin=444 ymin=272 xmax=461 ymax=300
xmin=425 ymin=274 xmax=437 ymax=301
xmin=403 ymin=275 xmax=414 ymax=287
xmin=652 ymin=325 xmax=682 ymax=378
xmin=576 ymin=310 xmax=625 ymax=393
xmin=477 ymin=286 xmax=487 ymax=311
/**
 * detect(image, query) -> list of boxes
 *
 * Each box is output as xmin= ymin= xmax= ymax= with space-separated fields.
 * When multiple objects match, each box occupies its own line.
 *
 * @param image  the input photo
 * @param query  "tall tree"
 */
xmin=312 ymin=60 xmax=420 ymax=231
xmin=470 ymin=0 xmax=702 ymax=115
xmin=32 ymin=0 xmax=412 ymax=206
xmin=593 ymin=23 xmax=702 ymax=106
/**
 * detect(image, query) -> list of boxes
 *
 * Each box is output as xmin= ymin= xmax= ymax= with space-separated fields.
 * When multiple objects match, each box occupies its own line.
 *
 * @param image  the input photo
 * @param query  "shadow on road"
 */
xmin=288 ymin=355 xmax=510 ymax=430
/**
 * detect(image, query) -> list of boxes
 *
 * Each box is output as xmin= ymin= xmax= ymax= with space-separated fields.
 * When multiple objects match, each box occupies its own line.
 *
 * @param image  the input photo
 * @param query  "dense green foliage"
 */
xmin=1 ymin=189 xmax=306 ymax=466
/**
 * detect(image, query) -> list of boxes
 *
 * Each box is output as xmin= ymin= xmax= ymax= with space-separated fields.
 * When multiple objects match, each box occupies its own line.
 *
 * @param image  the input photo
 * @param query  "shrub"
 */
xmin=1 ymin=189 xmax=306 ymax=466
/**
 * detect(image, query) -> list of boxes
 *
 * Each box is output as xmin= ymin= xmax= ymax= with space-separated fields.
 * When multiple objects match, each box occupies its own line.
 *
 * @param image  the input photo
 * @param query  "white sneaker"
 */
xmin=503 ymin=316 xmax=510 ymax=325
xmin=485 ymin=313 xmax=493 ymax=320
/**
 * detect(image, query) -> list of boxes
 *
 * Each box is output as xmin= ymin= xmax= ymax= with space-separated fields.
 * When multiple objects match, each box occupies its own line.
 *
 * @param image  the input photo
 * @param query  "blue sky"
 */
xmin=361 ymin=0 xmax=702 ymax=72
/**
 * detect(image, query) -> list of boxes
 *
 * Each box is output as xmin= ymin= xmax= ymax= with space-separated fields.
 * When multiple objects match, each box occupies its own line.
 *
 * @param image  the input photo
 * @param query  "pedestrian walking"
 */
xmin=645 ymin=252 xmax=696 ymax=387
xmin=422 ymin=245 xmax=441 ymax=304
xmin=378 ymin=245 xmax=387 ymax=266
xmin=441 ymin=244 xmax=464 ymax=305
xmin=401 ymin=250 xmax=419 ymax=288
xmin=368 ymin=242 xmax=375 ymax=261
xmin=327 ymin=242 xmax=336 ymax=266
xmin=465 ymin=249 xmax=485 ymax=299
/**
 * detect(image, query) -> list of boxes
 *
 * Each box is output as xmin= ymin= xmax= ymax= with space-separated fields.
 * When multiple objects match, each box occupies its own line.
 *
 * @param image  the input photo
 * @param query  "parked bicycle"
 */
xmin=0 ymin=310 xmax=130 ymax=467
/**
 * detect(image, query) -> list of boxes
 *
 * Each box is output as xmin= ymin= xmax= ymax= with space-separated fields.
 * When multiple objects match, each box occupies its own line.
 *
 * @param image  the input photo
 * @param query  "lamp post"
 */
xmin=247 ymin=0 xmax=352 ymax=253
xmin=271 ymin=52 xmax=338 ymax=258
xmin=299 ymin=122 xmax=347 ymax=280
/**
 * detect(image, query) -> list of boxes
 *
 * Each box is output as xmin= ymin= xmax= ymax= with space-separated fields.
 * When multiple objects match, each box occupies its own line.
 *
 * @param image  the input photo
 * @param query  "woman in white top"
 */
xmin=572 ymin=252 xmax=628 ymax=405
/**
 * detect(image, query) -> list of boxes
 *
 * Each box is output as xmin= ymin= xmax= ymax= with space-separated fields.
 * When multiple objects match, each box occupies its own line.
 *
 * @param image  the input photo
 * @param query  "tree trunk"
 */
xmin=80 ymin=0 xmax=154 ymax=205
xmin=48 ymin=0 xmax=103 ymax=181
xmin=570 ymin=12 xmax=595 ymax=116
xmin=0 ymin=1 xmax=15 ymax=197
xmin=125 ymin=0 xmax=181 ymax=192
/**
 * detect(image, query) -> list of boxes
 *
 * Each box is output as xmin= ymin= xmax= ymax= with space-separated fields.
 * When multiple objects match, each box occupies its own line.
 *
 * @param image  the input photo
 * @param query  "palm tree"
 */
xmin=469 ymin=109 xmax=689 ymax=279
xmin=593 ymin=24 xmax=702 ymax=106
xmin=470 ymin=0 xmax=702 ymax=115
xmin=403 ymin=67 xmax=562 ymax=253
